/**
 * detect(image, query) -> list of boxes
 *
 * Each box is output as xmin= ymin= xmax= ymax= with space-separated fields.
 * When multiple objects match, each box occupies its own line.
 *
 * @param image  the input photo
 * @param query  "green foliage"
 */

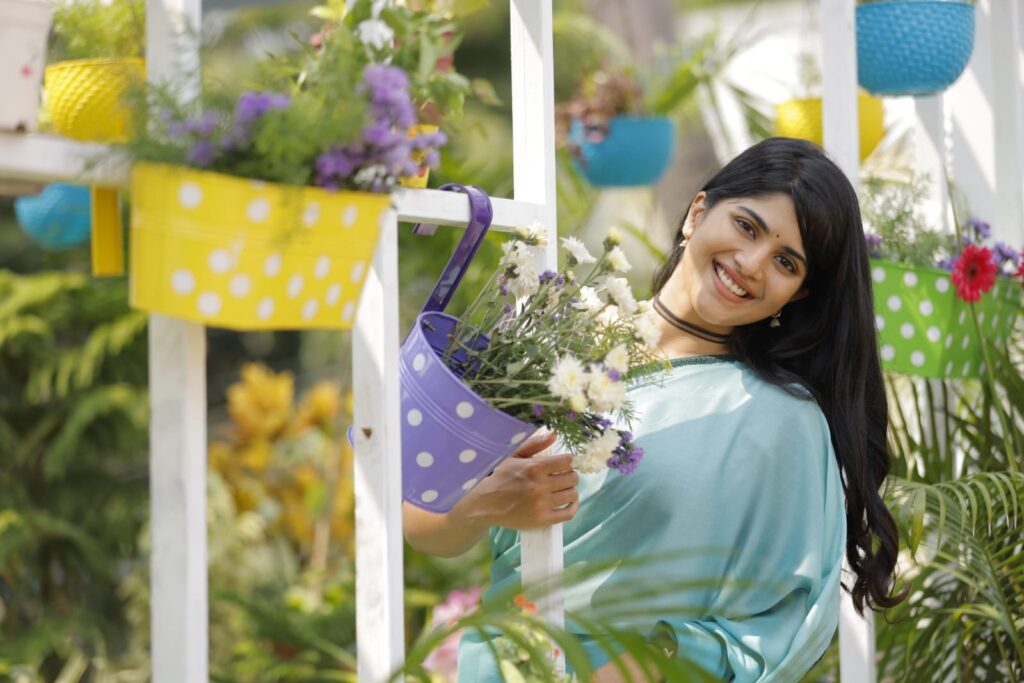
xmin=0 ymin=270 xmax=149 ymax=679
xmin=860 ymin=174 xmax=951 ymax=268
xmin=879 ymin=473 xmax=1024 ymax=680
xmin=50 ymin=0 xmax=146 ymax=61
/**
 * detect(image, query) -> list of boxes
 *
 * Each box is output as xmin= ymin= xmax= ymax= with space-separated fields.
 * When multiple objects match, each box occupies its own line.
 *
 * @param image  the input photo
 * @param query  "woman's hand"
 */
xmin=452 ymin=429 xmax=581 ymax=530
xmin=403 ymin=430 xmax=581 ymax=556
xmin=591 ymin=652 xmax=661 ymax=682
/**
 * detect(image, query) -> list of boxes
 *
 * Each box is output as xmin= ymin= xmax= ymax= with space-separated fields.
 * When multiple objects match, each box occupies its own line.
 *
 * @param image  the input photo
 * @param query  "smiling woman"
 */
xmin=405 ymin=138 xmax=907 ymax=682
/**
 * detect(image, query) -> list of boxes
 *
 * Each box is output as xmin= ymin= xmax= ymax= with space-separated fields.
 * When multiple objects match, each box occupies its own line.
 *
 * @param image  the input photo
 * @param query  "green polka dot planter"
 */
xmin=871 ymin=259 xmax=1021 ymax=378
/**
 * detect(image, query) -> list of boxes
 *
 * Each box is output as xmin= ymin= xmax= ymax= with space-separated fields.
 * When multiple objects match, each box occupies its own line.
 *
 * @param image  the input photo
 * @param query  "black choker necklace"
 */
xmin=653 ymin=294 xmax=732 ymax=345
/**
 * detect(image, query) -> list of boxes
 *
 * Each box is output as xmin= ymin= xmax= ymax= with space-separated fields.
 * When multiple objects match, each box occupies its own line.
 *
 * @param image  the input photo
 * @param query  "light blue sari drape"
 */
xmin=457 ymin=356 xmax=846 ymax=682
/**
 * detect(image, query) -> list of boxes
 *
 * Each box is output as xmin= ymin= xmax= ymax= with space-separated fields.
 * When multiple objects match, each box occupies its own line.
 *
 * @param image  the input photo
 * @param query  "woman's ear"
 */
xmin=788 ymin=288 xmax=809 ymax=304
xmin=681 ymin=192 xmax=707 ymax=240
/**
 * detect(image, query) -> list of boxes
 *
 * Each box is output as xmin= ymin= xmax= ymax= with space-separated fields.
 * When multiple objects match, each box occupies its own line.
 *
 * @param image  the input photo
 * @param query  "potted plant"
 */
xmin=44 ymin=0 xmax=145 ymax=142
xmin=400 ymin=211 xmax=663 ymax=511
xmin=556 ymin=66 xmax=675 ymax=188
xmin=861 ymin=175 xmax=1020 ymax=378
xmin=310 ymin=0 xmax=487 ymax=188
xmin=13 ymin=183 xmax=92 ymax=250
xmin=113 ymin=24 xmax=447 ymax=331
xmin=774 ymin=54 xmax=885 ymax=161
xmin=0 ymin=0 xmax=53 ymax=133
xmin=856 ymin=0 xmax=976 ymax=97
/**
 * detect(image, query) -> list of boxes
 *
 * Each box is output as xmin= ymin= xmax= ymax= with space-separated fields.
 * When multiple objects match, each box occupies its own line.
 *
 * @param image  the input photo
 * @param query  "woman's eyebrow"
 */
xmin=737 ymin=205 xmax=808 ymax=267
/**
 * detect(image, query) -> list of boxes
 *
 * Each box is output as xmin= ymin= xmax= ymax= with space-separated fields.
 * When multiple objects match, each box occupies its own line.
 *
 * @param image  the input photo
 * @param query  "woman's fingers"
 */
xmin=512 ymin=428 xmax=557 ymax=458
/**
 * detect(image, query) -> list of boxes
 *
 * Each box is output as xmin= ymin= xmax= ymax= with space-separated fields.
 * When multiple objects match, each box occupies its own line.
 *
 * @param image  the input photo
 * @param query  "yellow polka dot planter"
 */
xmin=774 ymin=93 xmax=884 ymax=162
xmin=871 ymin=260 xmax=1020 ymax=379
xmin=129 ymin=163 xmax=390 ymax=330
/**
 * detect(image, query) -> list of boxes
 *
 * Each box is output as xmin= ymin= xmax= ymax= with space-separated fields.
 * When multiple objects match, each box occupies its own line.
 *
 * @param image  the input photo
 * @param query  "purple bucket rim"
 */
xmin=403 ymin=310 xmax=537 ymax=434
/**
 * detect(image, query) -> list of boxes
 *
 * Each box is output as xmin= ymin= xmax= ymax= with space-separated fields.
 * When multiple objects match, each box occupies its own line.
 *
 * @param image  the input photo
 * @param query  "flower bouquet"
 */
xmin=401 ymin=201 xmax=667 ymax=512
xmin=116 ymin=24 xmax=448 ymax=330
xmin=862 ymin=176 xmax=1021 ymax=378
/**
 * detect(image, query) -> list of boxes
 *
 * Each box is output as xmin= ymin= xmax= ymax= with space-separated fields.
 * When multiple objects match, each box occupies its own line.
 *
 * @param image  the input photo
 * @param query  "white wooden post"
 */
xmin=353 ymin=207 xmax=406 ymax=682
xmin=819 ymin=0 xmax=877 ymax=681
xmin=510 ymin=0 xmax=564 ymax=635
xmin=990 ymin=0 xmax=1024 ymax=246
xmin=145 ymin=0 xmax=206 ymax=679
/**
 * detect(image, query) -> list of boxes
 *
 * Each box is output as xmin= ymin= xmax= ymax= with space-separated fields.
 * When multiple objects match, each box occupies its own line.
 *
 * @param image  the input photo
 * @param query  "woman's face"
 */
xmin=665 ymin=192 xmax=809 ymax=335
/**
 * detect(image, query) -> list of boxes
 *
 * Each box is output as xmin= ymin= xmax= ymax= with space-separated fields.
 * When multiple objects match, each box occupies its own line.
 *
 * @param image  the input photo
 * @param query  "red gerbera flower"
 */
xmin=951 ymin=244 xmax=998 ymax=302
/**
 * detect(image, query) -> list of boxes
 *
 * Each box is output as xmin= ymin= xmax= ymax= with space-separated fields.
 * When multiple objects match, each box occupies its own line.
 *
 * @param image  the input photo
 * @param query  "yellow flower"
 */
xmin=291 ymin=381 xmax=342 ymax=433
xmin=227 ymin=363 xmax=294 ymax=440
xmin=238 ymin=439 xmax=272 ymax=471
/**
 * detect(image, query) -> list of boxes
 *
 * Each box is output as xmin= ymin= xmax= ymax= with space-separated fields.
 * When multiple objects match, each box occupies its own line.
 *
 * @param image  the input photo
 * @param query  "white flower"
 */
xmin=606 ymin=246 xmax=632 ymax=273
xmin=603 ymin=276 xmax=638 ymax=314
xmin=587 ymin=370 xmax=626 ymax=412
xmin=568 ymin=393 xmax=588 ymax=413
xmin=235 ymin=511 xmax=266 ymax=541
xmin=637 ymin=298 xmax=653 ymax=315
xmin=604 ymin=344 xmax=629 ymax=373
xmin=596 ymin=305 xmax=620 ymax=328
xmin=500 ymin=240 xmax=533 ymax=269
xmin=509 ymin=262 xmax=540 ymax=298
xmin=606 ymin=226 xmax=623 ymax=247
xmin=514 ymin=221 xmax=548 ymax=247
xmin=634 ymin=312 xmax=662 ymax=348
xmin=547 ymin=355 xmax=588 ymax=400
xmin=356 ymin=18 xmax=394 ymax=50
xmin=560 ymin=236 xmax=596 ymax=265
xmin=574 ymin=428 xmax=620 ymax=474
xmin=573 ymin=286 xmax=605 ymax=315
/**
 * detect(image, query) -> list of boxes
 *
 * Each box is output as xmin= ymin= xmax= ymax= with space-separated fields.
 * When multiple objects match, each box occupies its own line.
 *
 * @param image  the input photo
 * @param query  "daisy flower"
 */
xmin=574 ymin=428 xmax=620 ymax=474
xmin=586 ymin=370 xmax=626 ymax=412
xmin=603 ymin=276 xmax=638 ymax=314
xmin=604 ymin=344 xmax=629 ymax=374
xmin=547 ymin=355 xmax=588 ymax=400
xmin=561 ymin=236 xmax=596 ymax=265
xmin=951 ymin=244 xmax=997 ymax=302
xmin=573 ymin=286 xmax=605 ymax=314
xmin=606 ymin=246 xmax=632 ymax=273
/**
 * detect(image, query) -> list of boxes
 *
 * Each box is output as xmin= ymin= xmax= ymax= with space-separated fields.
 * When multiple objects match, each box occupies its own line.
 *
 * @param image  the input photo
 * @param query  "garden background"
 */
xmin=2 ymin=0 xmax=1023 ymax=681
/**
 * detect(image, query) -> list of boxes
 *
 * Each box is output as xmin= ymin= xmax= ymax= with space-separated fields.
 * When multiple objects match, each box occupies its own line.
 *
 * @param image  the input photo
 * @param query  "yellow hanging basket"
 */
xmin=398 ymin=124 xmax=439 ymax=189
xmin=774 ymin=93 xmax=885 ymax=162
xmin=129 ymin=163 xmax=390 ymax=330
xmin=44 ymin=57 xmax=145 ymax=142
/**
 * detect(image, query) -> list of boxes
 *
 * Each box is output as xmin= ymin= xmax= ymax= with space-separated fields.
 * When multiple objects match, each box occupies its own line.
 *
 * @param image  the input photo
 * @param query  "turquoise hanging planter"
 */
xmin=568 ymin=115 xmax=674 ymax=188
xmin=856 ymin=0 xmax=976 ymax=97
xmin=14 ymin=183 xmax=92 ymax=251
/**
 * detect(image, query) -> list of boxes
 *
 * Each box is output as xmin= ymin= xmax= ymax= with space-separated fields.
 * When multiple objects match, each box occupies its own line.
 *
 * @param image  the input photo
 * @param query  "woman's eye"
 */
xmin=736 ymin=218 xmax=755 ymax=235
xmin=777 ymin=256 xmax=797 ymax=273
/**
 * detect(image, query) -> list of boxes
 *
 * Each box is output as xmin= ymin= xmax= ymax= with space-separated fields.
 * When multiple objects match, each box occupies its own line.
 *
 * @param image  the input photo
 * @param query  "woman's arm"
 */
xmin=402 ymin=430 xmax=580 ymax=557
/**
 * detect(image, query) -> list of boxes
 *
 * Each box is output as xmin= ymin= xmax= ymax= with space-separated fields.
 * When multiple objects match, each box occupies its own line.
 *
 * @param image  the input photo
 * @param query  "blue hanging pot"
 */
xmin=856 ymin=0 xmax=976 ymax=97
xmin=13 ymin=183 xmax=92 ymax=250
xmin=569 ymin=115 xmax=674 ymax=187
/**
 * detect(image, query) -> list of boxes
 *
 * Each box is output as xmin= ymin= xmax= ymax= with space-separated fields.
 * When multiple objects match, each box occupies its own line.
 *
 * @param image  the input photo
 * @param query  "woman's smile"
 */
xmin=712 ymin=260 xmax=753 ymax=300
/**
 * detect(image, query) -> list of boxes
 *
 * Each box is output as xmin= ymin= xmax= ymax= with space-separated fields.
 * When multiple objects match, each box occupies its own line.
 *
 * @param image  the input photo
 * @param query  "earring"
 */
xmin=769 ymin=310 xmax=782 ymax=328
xmin=678 ymin=237 xmax=689 ymax=249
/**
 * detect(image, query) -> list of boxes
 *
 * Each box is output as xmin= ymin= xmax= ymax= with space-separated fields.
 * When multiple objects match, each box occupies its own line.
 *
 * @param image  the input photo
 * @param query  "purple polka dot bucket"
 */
xmin=400 ymin=184 xmax=539 ymax=512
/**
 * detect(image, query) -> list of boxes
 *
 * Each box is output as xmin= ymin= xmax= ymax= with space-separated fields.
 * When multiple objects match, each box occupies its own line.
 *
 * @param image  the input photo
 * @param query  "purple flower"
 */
xmin=937 ymin=257 xmax=955 ymax=272
xmin=565 ymin=411 xmax=578 ymax=422
xmin=234 ymin=91 xmax=290 ymax=126
xmin=967 ymin=218 xmax=991 ymax=240
xmin=499 ymin=283 xmax=510 ymax=296
xmin=187 ymin=140 xmax=215 ymax=167
xmin=502 ymin=303 xmax=514 ymax=315
xmin=168 ymin=120 xmax=187 ymax=138
xmin=185 ymin=111 xmax=218 ymax=137
xmin=994 ymin=241 xmax=1019 ymax=266
xmin=607 ymin=369 xmax=621 ymax=381
xmin=315 ymin=147 xmax=359 ymax=187
xmin=539 ymin=270 xmax=558 ymax=283
xmin=423 ymin=150 xmax=440 ymax=168
xmin=360 ymin=65 xmax=416 ymax=129
xmin=531 ymin=403 xmax=544 ymax=418
xmin=596 ymin=416 xmax=612 ymax=430
xmin=363 ymin=121 xmax=396 ymax=147
xmin=864 ymin=233 xmax=882 ymax=257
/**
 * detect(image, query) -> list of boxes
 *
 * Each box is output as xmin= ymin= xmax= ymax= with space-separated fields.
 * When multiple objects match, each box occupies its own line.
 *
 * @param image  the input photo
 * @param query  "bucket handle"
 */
xmin=412 ymin=183 xmax=494 ymax=315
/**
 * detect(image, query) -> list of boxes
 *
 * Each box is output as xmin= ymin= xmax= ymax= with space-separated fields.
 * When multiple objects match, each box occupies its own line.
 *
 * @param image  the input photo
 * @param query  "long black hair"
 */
xmin=651 ymin=137 xmax=906 ymax=614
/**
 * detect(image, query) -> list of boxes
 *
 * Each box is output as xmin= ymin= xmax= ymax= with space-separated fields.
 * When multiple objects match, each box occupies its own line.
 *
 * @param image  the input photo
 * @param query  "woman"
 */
xmin=404 ymin=138 xmax=906 ymax=681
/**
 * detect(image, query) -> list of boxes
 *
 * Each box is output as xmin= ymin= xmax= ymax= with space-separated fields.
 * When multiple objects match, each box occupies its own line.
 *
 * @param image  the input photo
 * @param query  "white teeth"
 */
xmin=715 ymin=265 xmax=748 ymax=297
